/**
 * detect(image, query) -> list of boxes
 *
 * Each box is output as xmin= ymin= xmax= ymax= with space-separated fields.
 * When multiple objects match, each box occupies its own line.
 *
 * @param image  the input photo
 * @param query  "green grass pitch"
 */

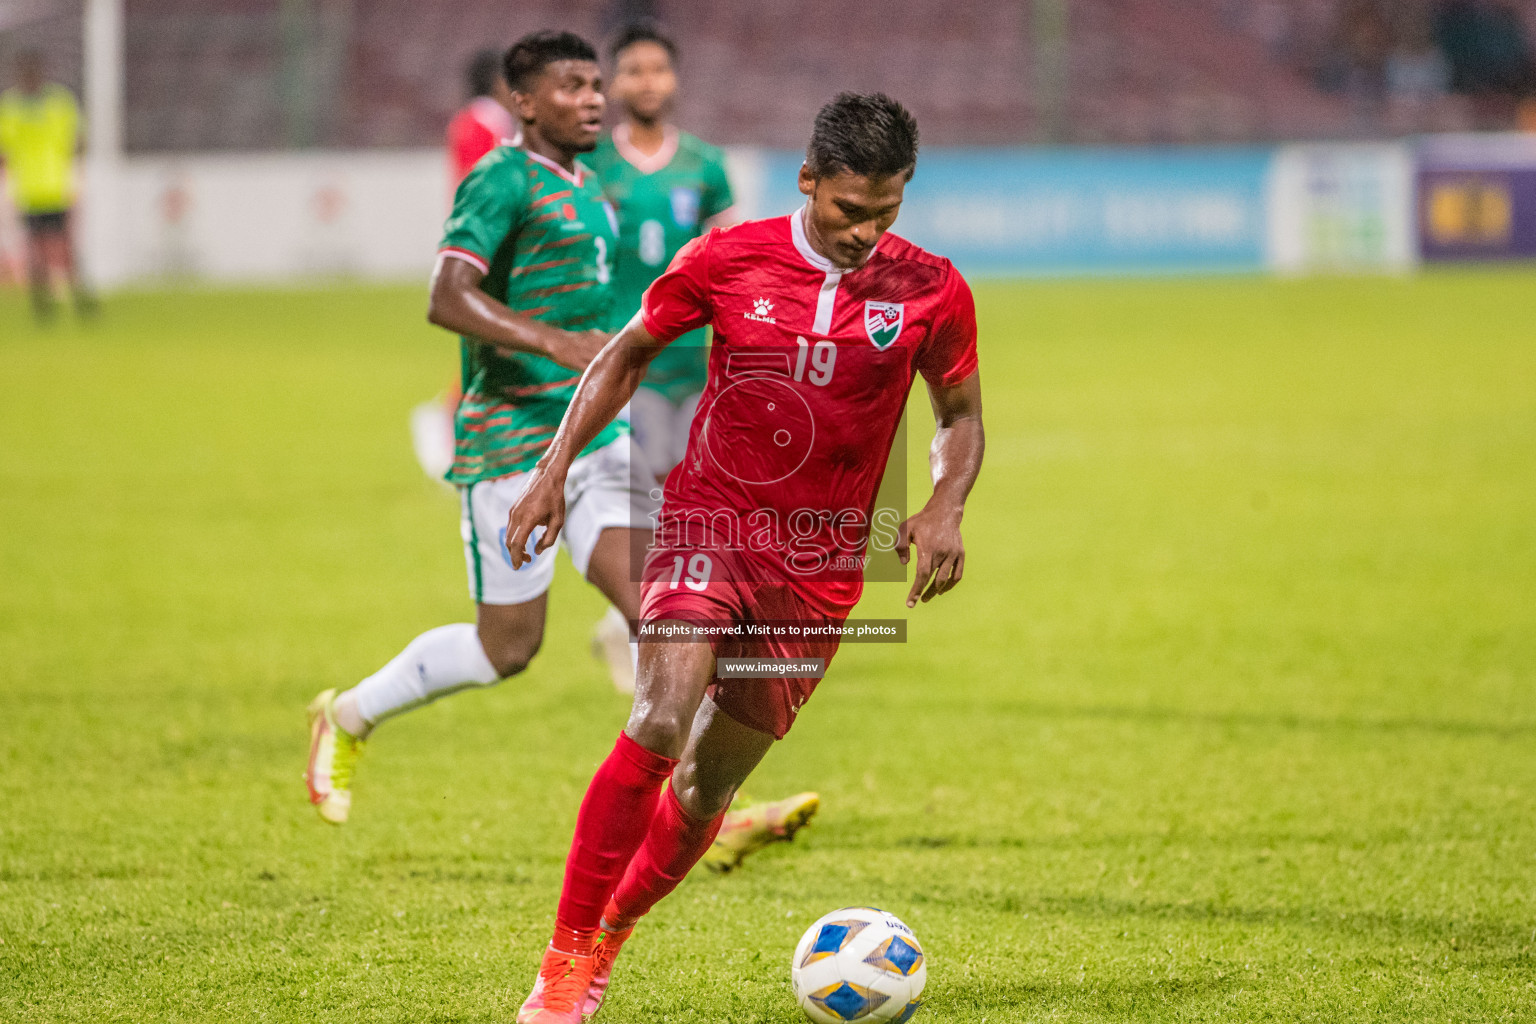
xmin=2 ymin=269 xmax=1534 ymax=1022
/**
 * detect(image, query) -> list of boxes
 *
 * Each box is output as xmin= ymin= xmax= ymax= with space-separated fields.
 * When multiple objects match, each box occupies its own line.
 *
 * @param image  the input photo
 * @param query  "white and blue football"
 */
xmin=791 ymin=907 xmax=927 ymax=1023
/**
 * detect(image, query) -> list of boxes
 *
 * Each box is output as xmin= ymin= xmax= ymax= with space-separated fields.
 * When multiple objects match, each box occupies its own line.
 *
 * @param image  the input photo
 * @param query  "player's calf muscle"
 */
xmin=671 ymin=697 xmax=776 ymax=818
xmin=670 ymin=748 xmax=751 ymax=820
xmin=671 ymin=767 xmax=740 ymax=820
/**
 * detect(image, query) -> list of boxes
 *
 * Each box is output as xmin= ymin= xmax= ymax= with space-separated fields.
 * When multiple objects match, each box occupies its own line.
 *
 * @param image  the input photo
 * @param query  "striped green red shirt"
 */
xmin=438 ymin=145 xmax=626 ymax=483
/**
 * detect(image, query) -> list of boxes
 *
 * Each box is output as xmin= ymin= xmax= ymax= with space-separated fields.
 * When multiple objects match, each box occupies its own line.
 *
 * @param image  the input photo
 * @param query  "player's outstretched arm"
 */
xmin=503 ymin=315 xmax=670 ymax=568
xmin=427 ymin=257 xmax=607 ymax=371
xmin=895 ymin=370 xmax=985 ymax=608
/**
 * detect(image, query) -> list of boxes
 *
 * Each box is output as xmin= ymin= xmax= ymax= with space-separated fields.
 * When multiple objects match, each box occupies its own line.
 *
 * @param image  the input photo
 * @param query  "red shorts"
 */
xmin=639 ymin=547 xmax=846 ymax=740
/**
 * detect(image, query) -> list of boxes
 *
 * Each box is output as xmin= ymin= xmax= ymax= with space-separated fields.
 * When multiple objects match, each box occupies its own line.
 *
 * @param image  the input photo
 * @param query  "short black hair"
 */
xmin=805 ymin=92 xmax=920 ymax=181
xmin=466 ymin=49 xmax=502 ymax=98
xmin=608 ymin=19 xmax=678 ymax=65
xmin=503 ymin=30 xmax=598 ymax=93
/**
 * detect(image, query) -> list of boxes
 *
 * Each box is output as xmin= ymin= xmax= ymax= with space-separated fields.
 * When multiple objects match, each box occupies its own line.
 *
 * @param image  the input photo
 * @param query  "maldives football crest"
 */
xmin=864 ymin=301 xmax=904 ymax=350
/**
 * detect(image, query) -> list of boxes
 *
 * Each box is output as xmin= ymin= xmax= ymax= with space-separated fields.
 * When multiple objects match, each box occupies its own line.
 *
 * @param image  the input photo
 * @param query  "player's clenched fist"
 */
xmin=505 ymin=463 xmax=568 ymax=569
xmin=894 ymin=504 xmax=966 ymax=609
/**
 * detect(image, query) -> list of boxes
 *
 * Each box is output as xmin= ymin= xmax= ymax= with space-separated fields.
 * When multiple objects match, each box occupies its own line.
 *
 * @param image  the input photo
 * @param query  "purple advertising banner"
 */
xmin=1417 ymin=134 xmax=1536 ymax=262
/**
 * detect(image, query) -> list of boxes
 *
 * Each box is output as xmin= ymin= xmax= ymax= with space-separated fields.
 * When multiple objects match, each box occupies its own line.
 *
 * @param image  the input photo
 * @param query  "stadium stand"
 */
xmin=0 ymin=0 xmax=1531 ymax=152
xmin=0 ymin=2 xmax=82 ymax=97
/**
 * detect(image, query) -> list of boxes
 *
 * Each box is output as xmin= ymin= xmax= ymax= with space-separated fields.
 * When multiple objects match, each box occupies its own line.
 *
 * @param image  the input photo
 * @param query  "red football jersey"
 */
xmin=640 ymin=208 xmax=979 ymax=616
xmin=447 ymin=97 xmax=518 ymax=184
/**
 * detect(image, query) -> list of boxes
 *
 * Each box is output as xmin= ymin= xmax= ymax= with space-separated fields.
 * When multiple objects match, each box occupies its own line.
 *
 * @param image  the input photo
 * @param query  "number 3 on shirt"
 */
xmin=668 ymin=553 xmax=712 ymax=592
xmin=594 ymin=236 xmax=611 ymax=284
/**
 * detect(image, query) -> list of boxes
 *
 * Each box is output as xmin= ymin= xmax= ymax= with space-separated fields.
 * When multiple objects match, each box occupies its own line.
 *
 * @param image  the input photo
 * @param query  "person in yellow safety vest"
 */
xmin=0 ymin=50 xmax=95 ymax=323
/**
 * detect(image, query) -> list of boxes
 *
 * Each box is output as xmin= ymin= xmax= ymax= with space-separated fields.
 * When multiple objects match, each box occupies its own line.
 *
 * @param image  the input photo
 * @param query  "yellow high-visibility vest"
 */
xmin=0 ymin=84 xmax=82 ymax=214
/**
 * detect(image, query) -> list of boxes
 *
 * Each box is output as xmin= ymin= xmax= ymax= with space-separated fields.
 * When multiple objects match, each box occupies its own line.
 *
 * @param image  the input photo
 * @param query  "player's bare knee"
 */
xmin=478 ymin=626 xmax=541 ymax=679
xmin=624 ymin=706 xmax=692 ymax=760
xmin=489 ymin=641 xmax=540 ymax=679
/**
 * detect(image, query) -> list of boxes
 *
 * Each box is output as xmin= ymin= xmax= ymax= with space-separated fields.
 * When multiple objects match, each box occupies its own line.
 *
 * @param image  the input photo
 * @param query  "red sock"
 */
xmin=554 ymin=732 xmax=678 ymax=941
xmin=607 ymin=784 xmax=726 ymax=928
xmin=549 ymin=921 xmax=598 ymax=959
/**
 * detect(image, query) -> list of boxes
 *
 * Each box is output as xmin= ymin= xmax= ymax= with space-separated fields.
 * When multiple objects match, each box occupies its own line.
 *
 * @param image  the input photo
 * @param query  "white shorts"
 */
xmin=460 ymin=438 xmax=660 ymax=605
xmin=625 ymin=386 xmax=701 ymax=477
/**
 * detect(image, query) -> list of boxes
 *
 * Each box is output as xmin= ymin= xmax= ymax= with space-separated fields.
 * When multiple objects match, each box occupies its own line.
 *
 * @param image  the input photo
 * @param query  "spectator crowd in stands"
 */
xmin=1317 ymin=0 xmax=1536 ymax=130
xmin=2 ymin=0 xmax=1533 ymax=152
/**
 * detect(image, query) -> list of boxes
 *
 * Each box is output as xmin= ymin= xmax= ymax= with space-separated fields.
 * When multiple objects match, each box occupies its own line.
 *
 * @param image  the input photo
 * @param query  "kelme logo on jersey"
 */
xmin=745 ymin=297 xmax=777 ymax=324
xmin=864 ymin=301 xmax=904 ymax=349
xmin=670 ymin=187 xmax=701 ymax=228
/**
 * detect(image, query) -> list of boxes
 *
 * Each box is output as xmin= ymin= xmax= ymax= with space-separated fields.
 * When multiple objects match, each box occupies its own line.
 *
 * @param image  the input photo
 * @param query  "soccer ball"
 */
xmin=791 ymin=907 xmax=927 ymax=1023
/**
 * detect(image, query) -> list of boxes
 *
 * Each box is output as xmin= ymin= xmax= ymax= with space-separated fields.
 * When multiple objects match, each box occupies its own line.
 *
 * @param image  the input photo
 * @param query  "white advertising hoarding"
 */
xmin=82 ymin=150 xmax=451 ymax=287
xmin=1268 ymin=143 xmax=1418 ymax=274
xmin=52 ymin=143 xmax=1420 ymax=288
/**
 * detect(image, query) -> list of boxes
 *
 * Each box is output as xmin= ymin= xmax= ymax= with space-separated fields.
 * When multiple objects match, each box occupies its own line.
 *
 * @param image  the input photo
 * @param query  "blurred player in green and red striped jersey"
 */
xmin=307 ymin=30 xmax=642 ymax=823
xmin=411 ymin=50 xmax=522 ymax=482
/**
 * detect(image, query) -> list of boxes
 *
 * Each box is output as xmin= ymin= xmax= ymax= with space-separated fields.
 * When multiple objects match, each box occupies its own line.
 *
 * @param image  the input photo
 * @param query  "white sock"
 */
xmin=602 ymin=606 xmax=641 ymax=676
xmin=350 ymin=623 xmax=500 ymax=726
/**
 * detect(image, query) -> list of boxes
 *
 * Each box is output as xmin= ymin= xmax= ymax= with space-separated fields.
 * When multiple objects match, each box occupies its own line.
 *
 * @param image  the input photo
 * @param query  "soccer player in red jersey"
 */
xmin=502 ymin=92 xmax=985 ymax=1023
xmin=446 ymin=49 xmax=520 ymax=183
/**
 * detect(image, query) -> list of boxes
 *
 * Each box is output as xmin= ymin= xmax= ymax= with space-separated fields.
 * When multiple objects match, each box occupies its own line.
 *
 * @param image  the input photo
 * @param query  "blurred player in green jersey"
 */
xmin=409 ymin=49 xmax=522 ymax=484
xmin=305 ymin=31 xmax=647 ymax=824
xmin=591 ymin=21 xmax=737 ymax=483
xmin=586 ymin=21 xmax=737 ymax=695
xmin=0 ymin=51 xmax=94 ymax=323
